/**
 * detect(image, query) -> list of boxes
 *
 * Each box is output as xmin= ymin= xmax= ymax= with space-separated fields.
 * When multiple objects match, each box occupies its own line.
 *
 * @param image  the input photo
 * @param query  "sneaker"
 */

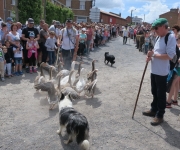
xmin=30 ymin=70 xmax=33 ymax=74
xmin=151 ymin=117 xmax=163 ymax=126
xmin=14 ymin=72 xmax=19 ymax=76
xmin=142 ymin=110 xmax=156 ymax=117
xmin=166 ymin=102 xmax=172 ymax=108
xmin=10 ymin=74 xmax=14 ymax=77
xmin=172 ymin=100 xmax=178 ymax=105
xmin=26 ymin=68 xmax=29 ymax=73
xmin=1 ymin=77 xmax=5 ymax=82
xmin=33 ymin=68 xmax=37 ymax=73
xmin=19 ymin=71 xmax=23 ymax=75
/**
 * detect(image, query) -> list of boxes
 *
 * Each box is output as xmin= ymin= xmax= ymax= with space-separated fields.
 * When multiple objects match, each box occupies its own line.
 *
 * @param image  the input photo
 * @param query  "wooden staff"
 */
xmin=132 ymin=61 xmax=149 ymax=119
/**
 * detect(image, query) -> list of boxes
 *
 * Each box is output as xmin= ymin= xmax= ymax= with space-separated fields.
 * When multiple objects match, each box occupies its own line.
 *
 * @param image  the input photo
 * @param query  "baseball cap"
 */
xmin=55 ymin=21 xmax=61 ymax=25
xmin=6 ymin=17 xmax=13 ymax=22
xmin=66 ymin=18 xmax=73 ymax=23
xmin=29 ymin=32 xmax=35 ymax=37
xmin=82 ymin=28 xmax=86 ymax=31
xmin=28 ymin=18 xmax=34 ymax=24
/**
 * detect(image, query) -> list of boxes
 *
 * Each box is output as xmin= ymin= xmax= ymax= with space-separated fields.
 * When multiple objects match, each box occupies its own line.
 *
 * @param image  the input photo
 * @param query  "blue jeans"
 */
xmin=145 ymin=45 xmax=149 ymax=54
xmin=61 ymin=49 xmax=74 ymax=70
xmin=48 ymin=51 xmax=55 ymax=65
xmin=15 ymin=57 xmax=22 ymax=65
xmin=151 ymin=73 xmax=167 ymax=118
xmin=86 ymin=40 xmax=91 ymax=54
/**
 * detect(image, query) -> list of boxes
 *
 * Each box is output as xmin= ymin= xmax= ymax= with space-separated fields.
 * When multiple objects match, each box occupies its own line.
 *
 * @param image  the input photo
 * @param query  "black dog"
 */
xmin=104 ymin=52 xmax=115 ymax=67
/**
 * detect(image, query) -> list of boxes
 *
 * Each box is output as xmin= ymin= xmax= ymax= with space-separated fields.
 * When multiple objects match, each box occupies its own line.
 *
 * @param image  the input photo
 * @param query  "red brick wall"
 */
xmin=0 ymin=0 xmax=4 ymax=20
xmin=160 ymin=9 xmax=179 ymax=27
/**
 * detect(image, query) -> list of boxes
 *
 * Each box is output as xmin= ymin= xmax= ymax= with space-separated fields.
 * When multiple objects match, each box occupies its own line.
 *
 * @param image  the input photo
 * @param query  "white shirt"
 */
xmin=17 ymin=29 xmax=22 ymax=37
xmin=8 ymin=32 xmax=20 ymax=41
xmin=151 ymin=34 xmax=176 ymax=76
xmin=60 ymin=28 xmax=78 ymax=50
xmin=13 ymin=46 xmax=23 ymax=58
xmin=123 ymin=29 xmax=128 ymax=37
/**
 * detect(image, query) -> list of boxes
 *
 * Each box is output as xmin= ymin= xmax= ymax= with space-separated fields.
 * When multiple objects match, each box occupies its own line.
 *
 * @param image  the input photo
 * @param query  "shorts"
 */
xmin=15 ymin=58 xmax=22 ymax=65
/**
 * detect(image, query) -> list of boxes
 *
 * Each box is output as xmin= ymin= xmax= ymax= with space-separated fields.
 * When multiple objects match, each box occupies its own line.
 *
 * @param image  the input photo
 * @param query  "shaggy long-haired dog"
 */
xmin=104 ymin=52 xmax=115 ymax=67
xmin=57 ymin=94 xmax=90 ymax=150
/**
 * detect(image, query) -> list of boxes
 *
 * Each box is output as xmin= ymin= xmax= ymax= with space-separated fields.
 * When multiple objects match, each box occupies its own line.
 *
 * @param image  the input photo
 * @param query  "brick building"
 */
xmin=100 ymin=11 xmax=127 ymax=26
xmin=54 ymin=0 xmax=93 ymax=23
xmin=0 ymin=0 xmax=93 ymax=23
xmin=159 ymin=8 xmax=180 ymax=27
xmin=0 ymin=0 xmax=19 ymax=21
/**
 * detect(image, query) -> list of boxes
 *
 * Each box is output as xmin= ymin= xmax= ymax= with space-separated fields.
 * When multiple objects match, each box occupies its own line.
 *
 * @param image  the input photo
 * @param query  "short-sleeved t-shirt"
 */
xmin=79 ymin=33 xmax=87 ymax=43
xmin=8 ymin=32 xmax=20 ymax=42
xmin=39 ymin=29 xmax=49 ymax=44
xmin=22 ymin=27 xmax=39 ymax=42
xmin=13 ymin=45 xmax=23 ymax=58
xmin=60 ymin=28 xmax=78 ymax=50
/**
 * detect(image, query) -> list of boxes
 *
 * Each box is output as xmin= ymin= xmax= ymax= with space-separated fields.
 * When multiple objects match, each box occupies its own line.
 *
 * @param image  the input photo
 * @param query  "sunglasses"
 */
xmin=172 ymin=28 xmax=176 ymax=31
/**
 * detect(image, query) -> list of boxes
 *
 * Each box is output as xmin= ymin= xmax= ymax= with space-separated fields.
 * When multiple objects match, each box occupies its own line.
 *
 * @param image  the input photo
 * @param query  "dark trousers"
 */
xmin=78 ymin=43 xmax=85 ymax=56
xmin=123 ymin=36 xmax=127 ymax=44
xmin=62 ymin=49 xmax=74 ymax=70
xmin=151 ymin=73 xmax=167 ymax=118
xmin=29 ymin=53 xmax=36 ymax=66
xmin=41 ymin=43 xmax=48 ymax=63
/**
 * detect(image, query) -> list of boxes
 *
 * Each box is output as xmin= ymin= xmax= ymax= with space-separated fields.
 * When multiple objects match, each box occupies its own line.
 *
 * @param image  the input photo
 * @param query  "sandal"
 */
xmin=172 ymin=100 xmax=178 ymax=105
xmin=166 ymin=102 xmax=172 ymax=108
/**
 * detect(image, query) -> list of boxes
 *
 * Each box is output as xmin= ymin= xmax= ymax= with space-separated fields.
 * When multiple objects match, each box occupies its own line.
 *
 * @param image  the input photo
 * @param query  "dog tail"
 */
xmin=80 ymin=140 xmax=90 ymax=150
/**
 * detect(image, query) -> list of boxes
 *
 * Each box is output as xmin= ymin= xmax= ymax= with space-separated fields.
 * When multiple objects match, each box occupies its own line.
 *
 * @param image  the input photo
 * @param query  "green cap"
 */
xmin=152 ymin=18 xmax=168 ymax=28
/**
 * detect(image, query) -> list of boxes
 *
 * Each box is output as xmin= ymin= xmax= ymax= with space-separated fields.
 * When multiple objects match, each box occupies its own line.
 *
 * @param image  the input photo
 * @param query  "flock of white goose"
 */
xmin=33 ymin=60 xmax=98 ymax=110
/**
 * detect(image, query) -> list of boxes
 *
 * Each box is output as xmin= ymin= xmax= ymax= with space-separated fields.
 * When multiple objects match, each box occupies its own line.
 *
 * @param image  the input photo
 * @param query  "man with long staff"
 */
xmin=132 ymin=18 xmax=176 ymax=126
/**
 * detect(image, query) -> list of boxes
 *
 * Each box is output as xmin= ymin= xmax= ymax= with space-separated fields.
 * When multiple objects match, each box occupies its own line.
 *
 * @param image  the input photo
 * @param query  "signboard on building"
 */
xmin=89 ymin=7 xmax=100 ymax=22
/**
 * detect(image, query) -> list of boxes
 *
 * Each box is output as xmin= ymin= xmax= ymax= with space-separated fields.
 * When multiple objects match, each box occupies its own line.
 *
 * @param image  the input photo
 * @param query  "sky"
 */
xmin=95 ymin=0 xmax=180 ymax=23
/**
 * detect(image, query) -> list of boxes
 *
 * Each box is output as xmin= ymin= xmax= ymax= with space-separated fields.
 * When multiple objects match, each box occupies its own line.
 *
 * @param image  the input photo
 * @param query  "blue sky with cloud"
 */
xmin=95 ymin=0 xmax=180 ymax=23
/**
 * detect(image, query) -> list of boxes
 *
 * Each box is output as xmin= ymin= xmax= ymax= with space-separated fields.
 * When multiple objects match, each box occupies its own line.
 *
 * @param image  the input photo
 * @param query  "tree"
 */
xmin=17 ymin=0 xmax=43 ymax=24
xmin=45 ymin=1 xmax=74 ymax=24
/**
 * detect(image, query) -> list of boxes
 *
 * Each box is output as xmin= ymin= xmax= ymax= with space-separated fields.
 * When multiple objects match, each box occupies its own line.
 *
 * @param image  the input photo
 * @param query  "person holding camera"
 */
xmin=58 ymin=19 xmax=79 ymax=70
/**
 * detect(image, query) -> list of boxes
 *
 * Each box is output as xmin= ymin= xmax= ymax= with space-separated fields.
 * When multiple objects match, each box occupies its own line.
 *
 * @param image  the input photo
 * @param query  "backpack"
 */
xmin=156 ymin=33 xmax=179 ymax=70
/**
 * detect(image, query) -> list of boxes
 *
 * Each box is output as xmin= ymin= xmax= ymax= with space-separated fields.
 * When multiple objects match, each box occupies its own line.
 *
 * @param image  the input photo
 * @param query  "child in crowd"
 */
xmin=144 ymin=32 xmax=150 ymax=54
xmin=3 ymin=46 xmax=13 ymax=78
xmin=45 ymin=31 xmax=57 ymax=65
xmin=26 ymin=32 xmax=39 ymax=74
xmin=0 ymin=47 xmax=5 ymax=81
xmin=5 ymin=40 xmax=14 ymax=74
xmin=13 ymin=37 xmax=23 ymax=76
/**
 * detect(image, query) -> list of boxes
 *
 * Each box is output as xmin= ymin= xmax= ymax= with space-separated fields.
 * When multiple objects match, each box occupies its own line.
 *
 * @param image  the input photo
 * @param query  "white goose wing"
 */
xmin=76 ymin=78 xmax=86 ymax=91
xmin=60 ymin=75 xmax=69 ymax=86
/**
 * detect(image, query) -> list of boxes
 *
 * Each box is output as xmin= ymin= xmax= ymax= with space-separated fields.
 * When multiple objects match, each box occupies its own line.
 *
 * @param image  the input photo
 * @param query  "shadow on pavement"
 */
xmin=170 ymin=107 xmax=180 ymax=116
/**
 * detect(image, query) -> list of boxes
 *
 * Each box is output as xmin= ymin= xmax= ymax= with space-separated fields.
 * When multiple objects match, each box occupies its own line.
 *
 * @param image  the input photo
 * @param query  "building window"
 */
xmin=10 ymin=11 xmax=15 ymax=18
xmin=80 ymin=1 xmax=85 ymax=10
xmin=11 ymin=0 xmax=16 ymax=5
xmin=66 ymin=0 xmax=71 ymax=8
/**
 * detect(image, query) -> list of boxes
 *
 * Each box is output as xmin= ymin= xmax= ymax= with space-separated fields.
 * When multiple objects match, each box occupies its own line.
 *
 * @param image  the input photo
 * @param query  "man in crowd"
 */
xmin=21 ymin=18 xmax=39 ymax=73
xmin=58 ymin=19 xmax=79 ymax=70
xmin=143 ymin=18 xmax=176 ymax=126
xmin=6 ymin=17 xmax=13 ymax=32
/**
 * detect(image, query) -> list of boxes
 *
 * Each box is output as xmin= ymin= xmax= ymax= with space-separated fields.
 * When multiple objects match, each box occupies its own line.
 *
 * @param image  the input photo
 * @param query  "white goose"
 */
xmin=71 ymin=68 xmax=86 ymax=95
xmin=57 ymin=61 xmax=77 ymax=87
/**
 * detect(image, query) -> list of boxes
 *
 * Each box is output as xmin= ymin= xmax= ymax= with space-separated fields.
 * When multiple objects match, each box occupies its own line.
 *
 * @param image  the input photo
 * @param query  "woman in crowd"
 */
xmin=166 ymin=25 xmax=180 ymax=108
xmin=7 ymin=23 xmax=20 ymax=47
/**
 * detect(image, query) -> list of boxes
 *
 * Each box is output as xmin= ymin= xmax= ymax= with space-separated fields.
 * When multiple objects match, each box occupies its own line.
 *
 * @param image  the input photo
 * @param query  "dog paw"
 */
xmin=57 ymin=130 xmax=61 ymax=135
